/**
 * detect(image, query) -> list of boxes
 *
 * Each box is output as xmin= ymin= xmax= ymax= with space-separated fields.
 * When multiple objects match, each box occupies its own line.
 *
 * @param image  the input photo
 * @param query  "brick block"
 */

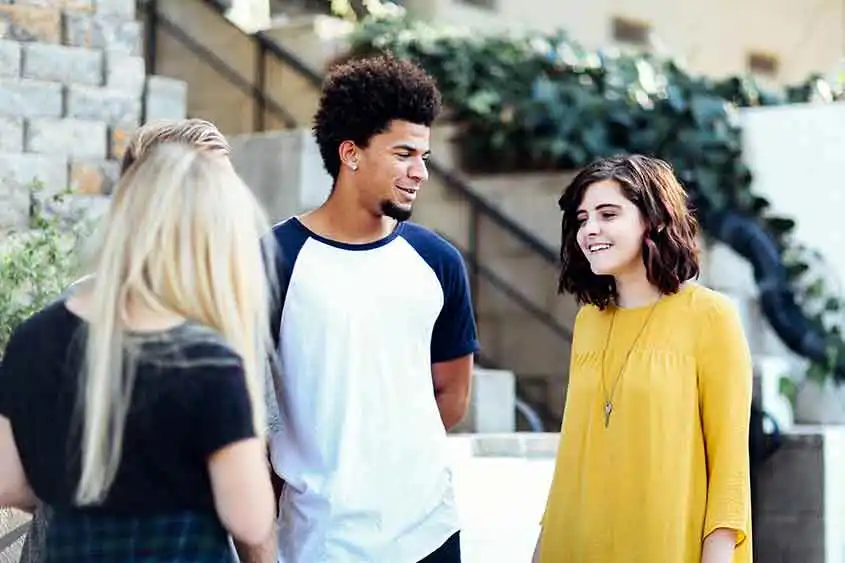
xmin=144 ymin=76 xmax=188 ymax=122
xmin=0 ymin=5 xmax=61 ymax=43
xmin=22 ymin=43 xmax=102 ymax=85
xmin=108 ymin=121 xmax=135 ymax=161
xmin=0 ymin=116 xmax=23 ymax=151
xmin=93 ymin=0 xmax=134 ymax=18
xmin=26 ymin=117 xmax=107 ymax=158
xmin=0 ymin=78 xmax=62 ymax=118
xmin=105 ymin=52 xmax=143 ymax=94
xmin=63 ymin=12 xmax=141 ymax=55
xmin=0 ymin=152 xmax=68 ymax=229
xmin=0 ymin=40 xmax=20 ymax=78
xmin=67 ymin=84 xmax=141 ymax=125
xmin=69 ymin=158 xmax=119 ymax=194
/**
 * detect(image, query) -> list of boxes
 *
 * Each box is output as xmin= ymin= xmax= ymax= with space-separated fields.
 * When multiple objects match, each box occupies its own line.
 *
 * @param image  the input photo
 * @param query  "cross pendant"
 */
xmin=604 ymin=401 xmax=613 ymax=427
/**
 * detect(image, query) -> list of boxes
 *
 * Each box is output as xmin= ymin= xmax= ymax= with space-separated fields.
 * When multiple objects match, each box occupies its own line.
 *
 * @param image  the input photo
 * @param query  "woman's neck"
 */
xmin=67 ymin=285 xmax=185 ymax=333
xmin=614 ymin=272 xmax=663 ymax=309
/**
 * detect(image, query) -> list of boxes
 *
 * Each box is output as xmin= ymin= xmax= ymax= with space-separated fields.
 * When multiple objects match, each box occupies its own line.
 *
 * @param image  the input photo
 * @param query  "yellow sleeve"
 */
xmin=697 ymin=294 xmax=753 ymax=546
xmin=539 ymin=305 xmax=587 ymax=528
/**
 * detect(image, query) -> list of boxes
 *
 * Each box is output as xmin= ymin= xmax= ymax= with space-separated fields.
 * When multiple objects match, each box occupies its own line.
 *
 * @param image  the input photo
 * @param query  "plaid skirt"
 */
xmin=43 ymin=509 xmax=236 ymax=562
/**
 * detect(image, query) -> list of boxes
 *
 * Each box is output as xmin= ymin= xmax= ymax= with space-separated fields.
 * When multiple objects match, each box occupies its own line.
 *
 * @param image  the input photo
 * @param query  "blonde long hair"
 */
xmin=120 ymin=118 xmax=231 ymax=174
xmin=76 ymin=142 xmax=275 ymax=505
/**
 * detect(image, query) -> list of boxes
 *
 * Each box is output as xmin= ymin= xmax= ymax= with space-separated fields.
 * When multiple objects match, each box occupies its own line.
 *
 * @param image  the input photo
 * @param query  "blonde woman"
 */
xmin=0 ymin=143 xmax=278 ymax=561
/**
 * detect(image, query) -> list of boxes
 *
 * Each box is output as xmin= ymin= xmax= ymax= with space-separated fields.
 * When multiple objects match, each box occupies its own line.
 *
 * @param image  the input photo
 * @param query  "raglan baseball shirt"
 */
xmin=268 ymin=217 xmax=479 ymax=563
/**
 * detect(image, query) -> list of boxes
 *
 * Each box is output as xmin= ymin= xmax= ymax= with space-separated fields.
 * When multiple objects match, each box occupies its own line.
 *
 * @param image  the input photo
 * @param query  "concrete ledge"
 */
xmin=755 ymin=425 xmax=845 ymax=563
xmin=451 ymin=367 xmax=517 ymax=434
xmin=448 ymin=432 xmax=559 ymax=459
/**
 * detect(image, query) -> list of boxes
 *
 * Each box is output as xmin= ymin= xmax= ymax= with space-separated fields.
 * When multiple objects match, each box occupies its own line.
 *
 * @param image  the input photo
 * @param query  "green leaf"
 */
xmin=766 ymin=216 xmax=796 ymax=236
xmin=785 ymin=261 xmax=810 ymax=280
xmin=806 ymin=362 xmax=829 ymax=384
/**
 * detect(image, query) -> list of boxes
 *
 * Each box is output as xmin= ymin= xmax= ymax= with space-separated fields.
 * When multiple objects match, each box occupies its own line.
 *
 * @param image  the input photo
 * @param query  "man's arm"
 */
xmin=428 ymin=241 xmax=479 ymax=431
xmin=432 ymin=353 xmax=474 ymax=430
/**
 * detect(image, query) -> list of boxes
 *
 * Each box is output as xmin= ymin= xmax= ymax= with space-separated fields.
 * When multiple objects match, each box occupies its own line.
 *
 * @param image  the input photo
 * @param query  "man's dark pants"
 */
xmin=418 ymin=532 xmax=461 ymax=563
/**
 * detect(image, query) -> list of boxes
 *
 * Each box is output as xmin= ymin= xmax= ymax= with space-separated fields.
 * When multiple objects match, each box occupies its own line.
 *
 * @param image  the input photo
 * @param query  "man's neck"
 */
xmin=302 ymin=192 xmax=397 ymax=244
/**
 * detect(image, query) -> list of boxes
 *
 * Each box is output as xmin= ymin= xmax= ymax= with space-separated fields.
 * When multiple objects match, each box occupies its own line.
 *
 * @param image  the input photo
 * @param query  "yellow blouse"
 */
xmin=539 ymin=283 xmax=752 ymax=563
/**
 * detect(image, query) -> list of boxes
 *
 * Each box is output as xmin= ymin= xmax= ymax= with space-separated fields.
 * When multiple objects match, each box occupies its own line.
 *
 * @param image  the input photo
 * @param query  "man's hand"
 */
xmin=432 ymin=354 xmax=473 ymax=430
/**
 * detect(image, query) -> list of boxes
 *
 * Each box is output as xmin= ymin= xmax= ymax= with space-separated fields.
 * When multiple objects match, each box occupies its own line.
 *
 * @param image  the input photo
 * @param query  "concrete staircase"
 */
xmin=141 ymin=0 xmax=577 ymax=426
xmin=0 ymin=0 xmax=188 ymax=232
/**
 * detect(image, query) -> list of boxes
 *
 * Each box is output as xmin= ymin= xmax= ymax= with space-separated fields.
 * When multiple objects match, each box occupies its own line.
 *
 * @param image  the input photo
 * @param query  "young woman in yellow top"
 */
xmin=533 ymin=155 xmax=753 ymax=563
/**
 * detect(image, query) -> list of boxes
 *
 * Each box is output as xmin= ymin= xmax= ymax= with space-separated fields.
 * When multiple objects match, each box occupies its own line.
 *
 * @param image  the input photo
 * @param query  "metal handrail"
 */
xmin=515 ymin=398 xmax=545 ymax=433
xmin=141 ymin=1 xmax=297 ymax=128
xmin=454 ymin=240 xmax=572 ymax=341
xmin=141 ymin=0 xmax=572 ymax=430
xmin=475 ymin=351 xmax=545 ymax=432
xmin=147 ymin=0 xmax=567 ymax=334
xmin=148 ymin=0 xmax=573 ymax=427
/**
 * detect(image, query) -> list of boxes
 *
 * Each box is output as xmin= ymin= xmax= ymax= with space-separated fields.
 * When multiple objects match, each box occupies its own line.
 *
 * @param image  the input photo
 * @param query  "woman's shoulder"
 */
xmin=5 ymin=298 xmax=80 ymax=353
xmin=571 ymin=282 xmax=740 ymax=336
xmin=671 ymin=282 xmax=739 ymax=319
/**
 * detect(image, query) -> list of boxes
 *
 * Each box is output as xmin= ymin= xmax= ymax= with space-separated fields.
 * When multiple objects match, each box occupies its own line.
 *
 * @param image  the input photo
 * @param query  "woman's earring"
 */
xmin=349 ymin=159 xmax=359 ymax=171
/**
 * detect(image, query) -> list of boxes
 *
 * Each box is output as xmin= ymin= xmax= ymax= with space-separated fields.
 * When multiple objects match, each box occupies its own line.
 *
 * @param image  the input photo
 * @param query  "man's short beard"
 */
xmin=380 ymin=200 xmax=412 ymax=222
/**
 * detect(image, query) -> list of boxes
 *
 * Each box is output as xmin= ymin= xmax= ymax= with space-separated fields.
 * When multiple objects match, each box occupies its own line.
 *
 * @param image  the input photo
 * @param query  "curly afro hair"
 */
xmin=313 ymin=54 xmax=442 ymax=180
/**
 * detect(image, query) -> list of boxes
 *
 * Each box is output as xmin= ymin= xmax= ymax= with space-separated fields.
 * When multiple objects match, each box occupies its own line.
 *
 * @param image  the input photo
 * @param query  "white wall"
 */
xmin=742 ymin=102 xmax=845 ymax=284
xmin=702 ymin=102 xmax=845 ymax=392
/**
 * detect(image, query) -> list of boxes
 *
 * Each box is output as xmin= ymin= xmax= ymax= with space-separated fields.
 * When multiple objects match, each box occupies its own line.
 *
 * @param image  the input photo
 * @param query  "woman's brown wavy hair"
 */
xmin=557 ymin=154 xmax=700 ymax=309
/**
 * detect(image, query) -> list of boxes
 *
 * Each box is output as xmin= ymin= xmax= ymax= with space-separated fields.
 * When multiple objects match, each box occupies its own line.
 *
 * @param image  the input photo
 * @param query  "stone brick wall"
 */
xmin=0 ymin=0 xmax=188 ymax=230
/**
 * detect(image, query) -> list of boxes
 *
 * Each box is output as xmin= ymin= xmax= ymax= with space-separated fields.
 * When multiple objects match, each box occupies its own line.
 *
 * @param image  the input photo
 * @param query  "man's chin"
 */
xmin=380 ymin=200 xmax=413 ymax=222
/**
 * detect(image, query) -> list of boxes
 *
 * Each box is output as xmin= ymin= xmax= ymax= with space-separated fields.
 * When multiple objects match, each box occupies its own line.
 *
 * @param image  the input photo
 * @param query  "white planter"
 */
xmin=794 ymin=378 xmax=845 ymax=425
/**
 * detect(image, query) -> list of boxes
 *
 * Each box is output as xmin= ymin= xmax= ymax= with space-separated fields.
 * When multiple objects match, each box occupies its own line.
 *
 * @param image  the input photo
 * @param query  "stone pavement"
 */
xmin=447 ymin=434 xmax=557 ymax=563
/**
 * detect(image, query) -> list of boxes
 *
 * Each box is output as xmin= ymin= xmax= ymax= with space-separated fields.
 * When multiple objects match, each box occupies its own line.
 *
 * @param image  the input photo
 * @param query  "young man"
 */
xmin=269 ymin=55 xmax=479 ymax=562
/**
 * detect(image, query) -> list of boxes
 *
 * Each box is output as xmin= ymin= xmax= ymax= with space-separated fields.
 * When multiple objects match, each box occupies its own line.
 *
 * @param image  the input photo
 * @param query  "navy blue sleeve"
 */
xmin=267 ymin=218 xmax=311 ymax=351
xmin=401 ymin=224 xmax=480 ymax=363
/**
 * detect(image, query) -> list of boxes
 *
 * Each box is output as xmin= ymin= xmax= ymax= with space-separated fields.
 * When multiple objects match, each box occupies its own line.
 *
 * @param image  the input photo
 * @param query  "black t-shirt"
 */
xmin=0 ymin=299 xmax=256 ymax=515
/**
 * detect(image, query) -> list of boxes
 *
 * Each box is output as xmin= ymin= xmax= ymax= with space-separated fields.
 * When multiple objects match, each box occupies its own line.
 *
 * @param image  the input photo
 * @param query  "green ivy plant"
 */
xmin=0 ymin=183 xmax=90 ymax=355
xmin=344 ymin=14 xmax=845 ymax=382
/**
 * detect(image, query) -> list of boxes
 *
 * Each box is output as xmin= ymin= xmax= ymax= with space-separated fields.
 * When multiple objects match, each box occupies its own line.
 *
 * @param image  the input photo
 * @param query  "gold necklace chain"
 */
xmin=600 ymin=298 xmax=661 ymax=428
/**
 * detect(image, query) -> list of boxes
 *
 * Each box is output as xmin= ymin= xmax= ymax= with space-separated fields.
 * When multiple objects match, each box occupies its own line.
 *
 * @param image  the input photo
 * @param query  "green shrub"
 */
xmin=0 ymin=184 xmax=91 ymax=355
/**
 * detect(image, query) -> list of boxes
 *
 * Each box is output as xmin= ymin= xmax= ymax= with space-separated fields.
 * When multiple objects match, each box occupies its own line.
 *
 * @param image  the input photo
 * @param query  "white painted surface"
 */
xmin=741 ymin=102 xmax=845 ymax=293
xmin=447 ymin=437 xmax=555 ymax=561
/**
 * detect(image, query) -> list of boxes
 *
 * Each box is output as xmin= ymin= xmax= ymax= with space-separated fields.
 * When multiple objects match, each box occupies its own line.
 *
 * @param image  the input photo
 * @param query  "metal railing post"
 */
xmin=254 ymin=40 xmax=267 ymax=132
